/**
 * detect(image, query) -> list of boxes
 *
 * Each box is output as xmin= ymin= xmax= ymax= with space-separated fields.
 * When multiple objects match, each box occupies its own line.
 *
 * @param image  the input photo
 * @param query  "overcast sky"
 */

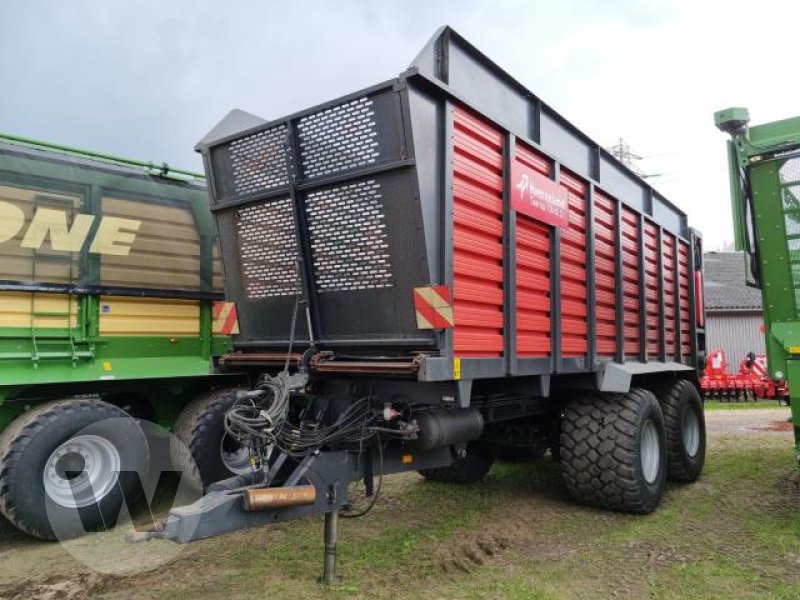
xmin=1 ymin=0 xmax=798 ymax=249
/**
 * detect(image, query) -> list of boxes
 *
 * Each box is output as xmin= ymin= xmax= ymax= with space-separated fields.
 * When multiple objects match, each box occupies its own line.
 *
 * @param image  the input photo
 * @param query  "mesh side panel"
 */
xmin=305 ymin=179 xmax=393 ymax=292
xmin=789 ymin=238 xmax=800 ymax=262
xmin=780 ymin=156 xmax=800 ymax=185
xmin=298 ymin=97 xmax=379 ymax=178
xmin=781 ymin=163 xmax=800 ymax=316
xmin=785 ymin=212 xmax=800 ymax=237
xmin=784 ymin=186 xmax=800 ymax=211
xmin=236 ymin=198 xmax=301 ymax=299
xmin=229 ymin=125 xmax=289 ymax=197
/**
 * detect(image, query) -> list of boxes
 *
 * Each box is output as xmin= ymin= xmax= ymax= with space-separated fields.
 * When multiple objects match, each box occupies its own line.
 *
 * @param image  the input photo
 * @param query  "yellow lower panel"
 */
xmin=0 ymin=292 xmax=77 ymax=328
xmin=99 ymin=296 xmax=200 ymax=336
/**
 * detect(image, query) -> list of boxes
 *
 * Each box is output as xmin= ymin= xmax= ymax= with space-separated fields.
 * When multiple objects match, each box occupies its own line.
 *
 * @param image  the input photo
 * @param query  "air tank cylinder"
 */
xmin=405 ymin=408 xmax=484 ymax=451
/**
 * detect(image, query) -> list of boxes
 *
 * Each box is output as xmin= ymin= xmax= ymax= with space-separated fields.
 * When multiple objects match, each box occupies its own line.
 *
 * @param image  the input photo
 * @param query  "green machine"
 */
xmin=715 ymin=108 xmax=800 ymax=463
xmin=0 ymin=133 xmax=247 ymax=540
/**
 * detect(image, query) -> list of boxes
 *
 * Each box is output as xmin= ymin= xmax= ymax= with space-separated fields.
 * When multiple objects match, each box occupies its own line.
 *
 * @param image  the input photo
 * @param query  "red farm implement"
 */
xmin=700 ymin=349 xmax=788 ymax=402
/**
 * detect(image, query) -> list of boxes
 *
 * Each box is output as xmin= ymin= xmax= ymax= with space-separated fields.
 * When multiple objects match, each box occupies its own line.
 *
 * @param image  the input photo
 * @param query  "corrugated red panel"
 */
xmin=644 ymin=221 xmax=660 ymax=357
xmin=594 ymin=191 xmax=617 ymax=357
xmin=515 ymin=142 xmax=551 ymax=357
xmin=621 ymin=206 xmax=641 ymax=356
xmin=452 ymin=106 xmax=504 ymax=357
xmin=559 ymin=168 xmax=587 ymax=356
xmin=662 ymin=232 xmax=677 ymax=356
xmin=678 ymin=241 xmax=691 ymax=356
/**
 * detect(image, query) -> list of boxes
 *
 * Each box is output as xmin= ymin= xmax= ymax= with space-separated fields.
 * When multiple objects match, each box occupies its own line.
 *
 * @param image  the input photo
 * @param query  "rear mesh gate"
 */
xmin=206 ymin=87 xmax=433 ymax=348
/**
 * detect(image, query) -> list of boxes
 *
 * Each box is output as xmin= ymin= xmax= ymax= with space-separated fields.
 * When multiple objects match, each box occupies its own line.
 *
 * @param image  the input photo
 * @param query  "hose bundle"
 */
xmin=223 ymin=372 xmax=382 ymax=458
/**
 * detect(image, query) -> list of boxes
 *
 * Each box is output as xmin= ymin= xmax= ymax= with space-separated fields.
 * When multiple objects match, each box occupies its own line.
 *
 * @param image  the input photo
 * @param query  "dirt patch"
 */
xmin=751 ymin=419 xmax=794 ymax=432
xmin=438 ymin=532 xmax=511 ymax=574
xmin=625 ymin=540 xmax=697 ymax=566
xmin=0 ymin=572 xmax=108 ymax=600
xmin=775 ymin=470 xmax=800 ymax=507
xmin=705 ymin=407 xmax=791 ymax=435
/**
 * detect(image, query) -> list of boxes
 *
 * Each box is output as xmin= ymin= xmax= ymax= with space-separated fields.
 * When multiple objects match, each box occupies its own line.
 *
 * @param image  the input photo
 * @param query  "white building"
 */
xmin=703 ymin=252 xmax=765 ymax=364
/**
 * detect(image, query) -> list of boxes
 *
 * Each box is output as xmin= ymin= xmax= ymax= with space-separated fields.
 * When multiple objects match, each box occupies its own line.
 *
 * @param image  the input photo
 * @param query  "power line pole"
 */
xmin=607 ymin=138 xmax=660 ymax=179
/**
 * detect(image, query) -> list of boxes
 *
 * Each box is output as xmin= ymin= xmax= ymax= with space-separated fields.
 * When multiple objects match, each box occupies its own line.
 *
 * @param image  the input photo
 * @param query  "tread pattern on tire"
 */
xmin=560 ymin=388 xmax=662 ymax=514
xmin=658 ymin=379 xmax=705 ymax=482
xmin=0 ymin=399 xmax=132 ymax=539
xmin=172 ymin=387 xmax=244 ymax=486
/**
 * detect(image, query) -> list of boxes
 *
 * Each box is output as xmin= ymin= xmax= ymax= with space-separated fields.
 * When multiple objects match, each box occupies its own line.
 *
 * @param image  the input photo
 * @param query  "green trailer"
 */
xmin=715 ymin=108 xmax=800 ymax=463
xmin=0 ymin=133 xmax=248 ymax=539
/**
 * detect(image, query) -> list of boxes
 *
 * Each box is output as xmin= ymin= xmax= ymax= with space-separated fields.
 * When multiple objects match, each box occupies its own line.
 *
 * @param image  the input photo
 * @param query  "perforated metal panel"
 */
xmin=236 ymin=198 xmax=301 ymax=299
xmin=305 ymin=179 xmax=393 ymax=292
xmin=298 ymin=97 xmax=379 ymax=178
xmin=229 ymin=125 xmax=289 ymax=197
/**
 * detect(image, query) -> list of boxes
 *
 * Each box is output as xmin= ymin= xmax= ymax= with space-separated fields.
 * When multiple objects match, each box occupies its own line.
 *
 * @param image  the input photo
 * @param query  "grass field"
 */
xmin=0 ymin=408 xmax=798 ymax=600
xmin=704 ymin=400 xmax=788 ymax=411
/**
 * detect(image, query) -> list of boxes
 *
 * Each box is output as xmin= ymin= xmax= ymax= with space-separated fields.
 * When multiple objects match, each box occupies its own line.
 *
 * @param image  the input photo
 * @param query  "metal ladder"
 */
xmin=27 ymin=196 xmax=93 ymax=366
xmin=30 ymin=289 xmax=93 ymax=365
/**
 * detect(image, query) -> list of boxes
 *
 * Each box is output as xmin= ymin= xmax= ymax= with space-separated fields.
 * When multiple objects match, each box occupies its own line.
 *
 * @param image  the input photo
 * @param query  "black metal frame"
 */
xmin=638 ymin=213 xmax=647 ymax=361
xmin=550 ymin=161 xmax=563 ymax=374
xmin=0 ymin=281 xmax=224 ymax=302
xmin=614 ymin=198 xmax=625 ymax=364
xmin=586 ymin=184 xmax=597 ymax=368
xmin=673 ymin=234 xmax=683 ymax=362
xmin=502 ymin=132 xmax=516 ymax=376
xmin=657 ymin=226 xmax=667 ymax=362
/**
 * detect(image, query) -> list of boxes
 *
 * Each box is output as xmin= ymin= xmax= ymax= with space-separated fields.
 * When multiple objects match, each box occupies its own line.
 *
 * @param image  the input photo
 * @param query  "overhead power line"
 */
xmin=606 ymin=138 xmax=661 ymax=179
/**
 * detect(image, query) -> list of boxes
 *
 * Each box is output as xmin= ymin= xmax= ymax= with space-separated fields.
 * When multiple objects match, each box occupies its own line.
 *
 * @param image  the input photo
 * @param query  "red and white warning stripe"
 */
xmin=752 ymin=355 xmax=768 ymax=377
xmin=413 ymin=285 xmax=454 ymax=330
xmin=213 ymin=301 xmax=240 ymax=335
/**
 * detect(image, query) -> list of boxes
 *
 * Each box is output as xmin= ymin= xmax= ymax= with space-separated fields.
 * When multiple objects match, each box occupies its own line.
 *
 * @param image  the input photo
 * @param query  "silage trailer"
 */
xmin=152 ymin=27 xmax=706 ymax=580
xmin=0 ymin=134 xmax=250 ymax=540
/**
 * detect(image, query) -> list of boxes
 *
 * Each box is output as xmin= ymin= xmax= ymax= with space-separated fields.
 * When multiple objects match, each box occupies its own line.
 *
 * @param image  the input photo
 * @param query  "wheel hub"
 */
xmin=221 ymin=436 xmax=252 ymax=475
xmin=54 ymin=452 xmax=86 ymax=481
xmin=640 ymin=420 xmax=661 ymax=484
xmin=43 ymin=435 xmax=121 ymax=509
xmin=682 ymin=408 xmax=700 ymax=457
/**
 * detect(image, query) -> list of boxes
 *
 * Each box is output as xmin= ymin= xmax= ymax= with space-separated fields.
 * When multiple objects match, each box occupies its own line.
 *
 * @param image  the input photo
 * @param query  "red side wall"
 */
xmin=644 ymin=222 xmax=660 ymax=357
xmin=515 ymin=142 xmax=552 ymax=357
xmin=621 ymin=206 xmax=641 ymax=356
xmin=594 ymin=191 xmax=618 ymax=357
xmin=663 ymin=233 xmax=677 ymax=356
xmin=448 ymin=102 xmax=693 ymax=364
xmin=559 ymin=169 xmax=588 ymax=356
xmin=678 ymin=241 xmax=692 ymax=356
xmin=452 ymin=106 xmax=504 ymax=357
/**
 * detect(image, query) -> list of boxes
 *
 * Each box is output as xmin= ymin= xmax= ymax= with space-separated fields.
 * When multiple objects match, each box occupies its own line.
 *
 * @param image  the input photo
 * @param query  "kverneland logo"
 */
xmin=510 ymin=159 xmax=570 ymax=229
xmin=515 ymin=173 xmax=568 ymax=211
xmin=0 ymin=201 xmax=141 ymax=256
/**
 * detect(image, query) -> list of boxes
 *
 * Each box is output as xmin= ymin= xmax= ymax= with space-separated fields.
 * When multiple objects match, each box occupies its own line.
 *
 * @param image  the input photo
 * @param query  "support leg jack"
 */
xmin=321 ymin=511 xmax=338 ymax=584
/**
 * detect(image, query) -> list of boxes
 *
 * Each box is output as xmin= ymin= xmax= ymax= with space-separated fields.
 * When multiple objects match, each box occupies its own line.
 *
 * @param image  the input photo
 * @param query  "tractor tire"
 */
xmin=560 ymin=388 xmax=667 ymax=514
xmin=658 ymin=380 xmax=706 ymax=482
xmin=172 ymin=387 xmax=249 ymax=487
xmin=418 ymin=443 xmax=494 ymax=484
xmin=0 ymin=399 xmax=148 ymax=540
